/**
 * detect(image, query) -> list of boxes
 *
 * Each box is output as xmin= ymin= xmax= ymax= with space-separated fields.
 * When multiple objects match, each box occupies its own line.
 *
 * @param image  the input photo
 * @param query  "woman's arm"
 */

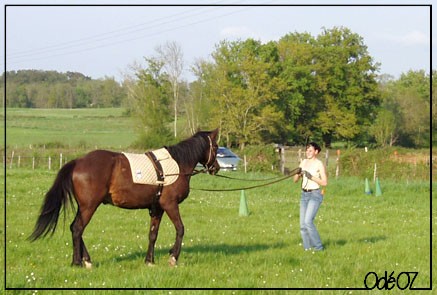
xmin=313 ymin=161 xmax=327 ymax=186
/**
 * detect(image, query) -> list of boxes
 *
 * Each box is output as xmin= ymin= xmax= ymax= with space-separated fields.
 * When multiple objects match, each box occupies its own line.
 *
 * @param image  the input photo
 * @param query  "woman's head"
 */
xmin=306 ymin=142 xmax=321 ymax=154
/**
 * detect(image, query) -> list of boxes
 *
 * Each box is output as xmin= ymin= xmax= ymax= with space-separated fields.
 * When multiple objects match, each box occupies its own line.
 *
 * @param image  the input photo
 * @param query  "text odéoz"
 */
xmin=364 ymin=271 xmax=418 ymax=290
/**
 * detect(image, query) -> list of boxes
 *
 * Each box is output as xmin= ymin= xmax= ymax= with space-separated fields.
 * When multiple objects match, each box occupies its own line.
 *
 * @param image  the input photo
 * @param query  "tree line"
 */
xmin=3 ymin=27 xmax=432 ymax=148
xmin=2 ymin=70 xmax=126 ymax=108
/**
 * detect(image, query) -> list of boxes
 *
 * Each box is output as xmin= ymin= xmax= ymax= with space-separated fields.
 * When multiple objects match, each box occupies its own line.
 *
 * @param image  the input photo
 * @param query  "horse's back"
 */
xmin=80 ymin=149 xmax=120 ymax=162
xmin=72 ymin=150 xmax=119 ymax=201
xmin=74 ymin=149 xmax=118 ymax=174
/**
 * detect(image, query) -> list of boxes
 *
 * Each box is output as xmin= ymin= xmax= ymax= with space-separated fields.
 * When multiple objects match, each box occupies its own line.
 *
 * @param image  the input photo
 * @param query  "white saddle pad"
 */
xmin=122 ymin=148 xmax=179 ymax=186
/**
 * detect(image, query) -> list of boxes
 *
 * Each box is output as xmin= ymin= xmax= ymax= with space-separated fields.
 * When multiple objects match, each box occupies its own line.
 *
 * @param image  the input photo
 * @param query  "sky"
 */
xmin=2 ymin=1 xmax=433 ymax=82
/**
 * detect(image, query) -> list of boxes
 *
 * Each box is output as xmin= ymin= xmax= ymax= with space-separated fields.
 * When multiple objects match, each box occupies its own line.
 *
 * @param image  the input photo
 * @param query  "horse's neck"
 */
xmin=181 ymin=164 xmax=197 ymax=175
xmin=167 ymin=146 xmax=202 ymax=174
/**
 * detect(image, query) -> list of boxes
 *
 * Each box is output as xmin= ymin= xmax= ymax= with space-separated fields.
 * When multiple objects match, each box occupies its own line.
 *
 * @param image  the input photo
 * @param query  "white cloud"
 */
xmin=220 ymin=26 xmax=258 ymax=40
xmin=394 ymin=30 xmax=429 ymax=46
xmin=379 ymin=30 xmax=430 ymax=46
xmin=373 ymin=30 xmax=429 ymax=48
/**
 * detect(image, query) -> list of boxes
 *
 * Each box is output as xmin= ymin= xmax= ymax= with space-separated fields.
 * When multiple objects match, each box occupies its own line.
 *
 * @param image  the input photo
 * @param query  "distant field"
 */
xmin=4 ymin=108 xmax=433 ymax=182
xmin=6 ymin=108 xmax=136 ymax=149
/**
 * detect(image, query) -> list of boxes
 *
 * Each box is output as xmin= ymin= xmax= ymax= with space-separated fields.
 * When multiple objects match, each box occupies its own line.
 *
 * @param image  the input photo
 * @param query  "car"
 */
xmin=216 ymin=147 xmax=240 ymax=171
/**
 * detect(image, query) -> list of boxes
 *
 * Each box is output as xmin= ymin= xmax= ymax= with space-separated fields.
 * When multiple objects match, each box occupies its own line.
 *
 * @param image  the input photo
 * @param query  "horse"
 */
xmin=29 ymin=129 xmax=220 ymax=268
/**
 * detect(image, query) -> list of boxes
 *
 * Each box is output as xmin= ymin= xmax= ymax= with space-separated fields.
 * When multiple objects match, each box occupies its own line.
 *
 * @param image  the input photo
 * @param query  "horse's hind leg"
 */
xmin=70 ymin=206 xmax=97 ymax=268
xmin=145 ymin=209 xmax=164 ymax=266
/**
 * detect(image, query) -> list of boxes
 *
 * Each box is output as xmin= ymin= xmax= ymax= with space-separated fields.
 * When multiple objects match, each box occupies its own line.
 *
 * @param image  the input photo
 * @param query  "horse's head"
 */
xmin=201 ymin=128 xmax=220 ymax=175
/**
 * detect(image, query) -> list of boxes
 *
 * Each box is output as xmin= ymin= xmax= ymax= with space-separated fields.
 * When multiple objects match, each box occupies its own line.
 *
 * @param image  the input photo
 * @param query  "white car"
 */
xmin=216 ymin=147 xmax=240 ymax=171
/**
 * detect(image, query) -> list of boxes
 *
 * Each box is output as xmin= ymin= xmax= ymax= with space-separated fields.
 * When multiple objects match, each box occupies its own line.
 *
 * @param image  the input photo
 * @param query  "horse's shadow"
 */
xmin=184 ymin=242 xmax=287 ymax=255
xmin=102 ymin=242 xmax=287 ymax=265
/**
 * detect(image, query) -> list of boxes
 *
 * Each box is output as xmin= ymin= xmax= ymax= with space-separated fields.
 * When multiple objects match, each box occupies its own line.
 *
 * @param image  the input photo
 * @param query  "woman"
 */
xmin=293 ymin=142 xmax=328 ymax=251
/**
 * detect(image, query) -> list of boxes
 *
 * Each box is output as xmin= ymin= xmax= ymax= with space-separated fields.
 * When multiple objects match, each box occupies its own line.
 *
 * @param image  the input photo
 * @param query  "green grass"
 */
xmin=4 ymin=168 xmax=434 ymax=292
xmin=3 ymin=107 xmax=434 ymax=294
xmin=5 ymin=108 xmax=136 ymax=149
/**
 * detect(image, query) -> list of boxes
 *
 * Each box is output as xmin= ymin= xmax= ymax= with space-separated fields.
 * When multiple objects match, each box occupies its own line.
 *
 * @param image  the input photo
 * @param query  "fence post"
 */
xmin=279 ymin=147 xmax=285 ymax=174
xmin=48 ymin=156 xmax=51 ymax=170
xmin=32 ymin=157 xmax=35 ymax=170
xmin=60 ymin=153 xmax=63 ymax=169
xmin=10 ymin=151 xmax=14 ymax=169
xmin=373 ymin=163 xmax=377 ymax=183
xmin=336 ymin=149 xmax=340 ymax=179
xmin=18 ymin=155 xmax=21 ymax=168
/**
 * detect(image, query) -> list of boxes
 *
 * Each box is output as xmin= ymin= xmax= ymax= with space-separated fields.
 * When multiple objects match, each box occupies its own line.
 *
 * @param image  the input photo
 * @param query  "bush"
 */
xmin=338 ymin=147 xmax=430 ymax=181
xmin=35 ymin=141 xmax=67 ymax=149
xmin=131 ymin=129 xmax=175 ymax=150
xmin=240 ymin=144 xmax=279 ymax=173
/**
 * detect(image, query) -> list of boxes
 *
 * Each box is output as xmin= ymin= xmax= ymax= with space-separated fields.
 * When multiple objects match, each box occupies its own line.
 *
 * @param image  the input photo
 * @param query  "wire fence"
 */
xmin=277 ymin=145 xmax=433 ymax=181
xmin=4 ymin=152 xmax=71 ymax=171
xmin=3 ymin=147 xmax=434 ymax=181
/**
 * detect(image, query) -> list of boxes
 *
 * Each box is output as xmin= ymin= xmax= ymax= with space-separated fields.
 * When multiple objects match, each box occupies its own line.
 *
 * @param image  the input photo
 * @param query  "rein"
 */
xmin=191 ymin=167 xmax=302 ymax=192
xmin=210 ymin=173 xmax=288 ymax=182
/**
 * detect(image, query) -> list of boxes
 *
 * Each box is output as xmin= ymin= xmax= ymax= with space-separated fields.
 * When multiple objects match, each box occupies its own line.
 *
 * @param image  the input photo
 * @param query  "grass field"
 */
xmin=4 ymin=169 xmax=434 ymax=293
xmin=3 ymin=108 xmax=435 ymax=294
xmin=5 ymin=108 xmax=136 ymax=149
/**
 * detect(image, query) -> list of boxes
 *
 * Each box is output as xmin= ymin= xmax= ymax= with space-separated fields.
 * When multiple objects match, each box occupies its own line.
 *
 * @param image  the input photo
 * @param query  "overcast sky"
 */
xmin=3 ymin=1 xmax=433 ymax=82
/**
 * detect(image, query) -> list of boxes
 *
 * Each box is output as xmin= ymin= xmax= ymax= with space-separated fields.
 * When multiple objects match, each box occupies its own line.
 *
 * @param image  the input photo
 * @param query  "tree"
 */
xmin=377 ymin=70 xmax=430 ymax=148
xmin=156 ymin=41 xmax=184 ymax=138
xmin=187 ymin=58 xmax=214 ymax=134
xmin=432 ymin=70 xmax=437 ymax=146
xmin=3 ymin=70 xmax=126 ymax=109
xmin=369 ymin=108 xmax=398 ymax=147
xmin=277 ymin=32 xmax=318 ymax=144
xmin=205 ymin=39 xmax=285 ymax=150
xmin=397 ymin=70 xmax=430 ymax=147
xmin=125 ymin=57 xmax=173 ymax=148
xmin=312 ymin=27 xmax=380 ymax=147
xmin=10 ymin=84 xmax=33 ymax=107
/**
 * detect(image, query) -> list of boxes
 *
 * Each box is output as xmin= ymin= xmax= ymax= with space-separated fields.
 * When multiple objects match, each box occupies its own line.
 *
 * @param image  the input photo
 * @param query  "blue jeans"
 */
xmin=300 ymin=190 xmax=324 ymax=250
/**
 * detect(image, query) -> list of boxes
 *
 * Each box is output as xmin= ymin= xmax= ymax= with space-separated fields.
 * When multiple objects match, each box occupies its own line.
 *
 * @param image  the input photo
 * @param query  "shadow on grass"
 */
xmin=358 ymin=236 xmax=387 ymax=244
xmin=323 ymin=235 xmax=387 ymax=250
xmin=324 ymin=239 xmax=348 ymax=249
xmin=104 ymin=242 xmax=288 ymax=265
xmin=184 ymin=242 xmax=287 ymax=255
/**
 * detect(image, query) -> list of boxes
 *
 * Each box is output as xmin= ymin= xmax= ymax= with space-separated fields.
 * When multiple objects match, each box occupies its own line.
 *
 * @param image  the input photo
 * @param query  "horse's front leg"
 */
xmin=165 ymin=206 xmax=184 ymax=267
xmin=145 ymin=209 xmax=164 ymax=266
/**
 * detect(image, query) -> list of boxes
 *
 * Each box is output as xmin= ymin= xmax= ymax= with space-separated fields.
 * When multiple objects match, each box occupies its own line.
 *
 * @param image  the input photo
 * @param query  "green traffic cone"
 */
xmin=239 ymin=190 xmax=249 ymax=216
xmin=365 ymin=178 xmax=371 ymax=195
xmin=375 ymin=177 xmax=382 ymax=196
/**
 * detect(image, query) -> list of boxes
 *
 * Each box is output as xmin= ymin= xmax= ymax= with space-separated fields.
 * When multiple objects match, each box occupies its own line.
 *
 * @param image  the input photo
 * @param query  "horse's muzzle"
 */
xmin=208 ymin=160 xmax=220 ymax=175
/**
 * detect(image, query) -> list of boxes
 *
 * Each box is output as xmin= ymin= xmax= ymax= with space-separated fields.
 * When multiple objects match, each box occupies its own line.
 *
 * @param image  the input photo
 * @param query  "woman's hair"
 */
xmin=307 ymin=142 xmax=321 ymax=153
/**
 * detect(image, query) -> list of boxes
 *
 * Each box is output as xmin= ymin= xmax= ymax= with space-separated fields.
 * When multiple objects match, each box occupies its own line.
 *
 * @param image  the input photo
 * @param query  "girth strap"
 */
xmin=146 ymin=151 xmax=164 ymax=217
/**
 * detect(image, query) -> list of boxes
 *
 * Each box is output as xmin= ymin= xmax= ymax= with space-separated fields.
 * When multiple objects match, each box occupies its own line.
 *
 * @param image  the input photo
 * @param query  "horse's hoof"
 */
xmin=168 ymin=256 xmax=177 ymax=267
xmin=146 ymin=261 xmax=155 ymax=267
xmin=72 ymin=262 xmax=82 ymax=268
xmin=83 ymin=261 xmax=93 ymax=269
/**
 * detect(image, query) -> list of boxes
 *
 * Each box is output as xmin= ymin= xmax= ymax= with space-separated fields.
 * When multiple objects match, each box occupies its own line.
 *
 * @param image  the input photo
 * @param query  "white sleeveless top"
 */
xmin=300 ymin=158 xmax=323 ymax=190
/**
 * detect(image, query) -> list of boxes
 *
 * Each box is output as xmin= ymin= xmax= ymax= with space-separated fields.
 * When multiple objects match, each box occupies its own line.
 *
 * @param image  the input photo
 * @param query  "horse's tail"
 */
xmin=29 ymin=160 xmax=76 ymax=241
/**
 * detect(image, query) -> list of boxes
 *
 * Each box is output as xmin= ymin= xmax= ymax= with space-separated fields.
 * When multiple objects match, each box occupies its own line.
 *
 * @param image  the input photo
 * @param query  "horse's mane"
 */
xmin=166 ymin=131 xmax=210 ymax=166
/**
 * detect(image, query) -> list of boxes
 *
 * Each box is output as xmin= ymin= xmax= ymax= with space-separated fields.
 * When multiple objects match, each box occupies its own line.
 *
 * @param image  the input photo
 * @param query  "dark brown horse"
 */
xmin=29 ymin=129 xmax=220 ymax=268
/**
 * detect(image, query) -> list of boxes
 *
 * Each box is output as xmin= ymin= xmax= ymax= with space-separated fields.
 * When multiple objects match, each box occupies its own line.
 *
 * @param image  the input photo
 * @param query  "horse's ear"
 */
xmin=210 ymin=128 xmax=219 ymax=140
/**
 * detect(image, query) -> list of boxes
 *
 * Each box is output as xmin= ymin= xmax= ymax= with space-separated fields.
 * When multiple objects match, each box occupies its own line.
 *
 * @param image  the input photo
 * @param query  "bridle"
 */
xmin=203 ymin=135 xmax=218 ymax=174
